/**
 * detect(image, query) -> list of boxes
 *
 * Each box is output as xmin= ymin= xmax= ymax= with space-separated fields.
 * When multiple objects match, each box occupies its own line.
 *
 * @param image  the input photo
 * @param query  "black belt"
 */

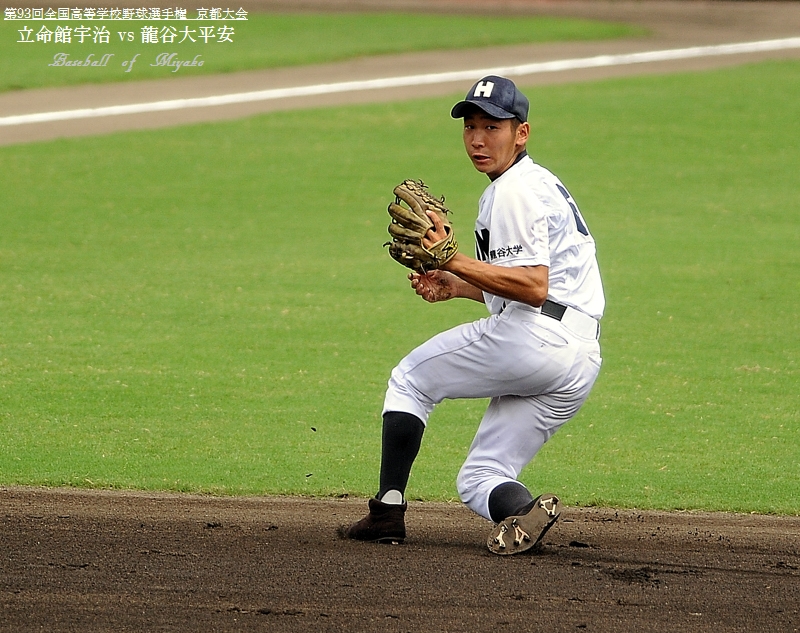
xmin=540 ymin=299 xmax=568 ymax=321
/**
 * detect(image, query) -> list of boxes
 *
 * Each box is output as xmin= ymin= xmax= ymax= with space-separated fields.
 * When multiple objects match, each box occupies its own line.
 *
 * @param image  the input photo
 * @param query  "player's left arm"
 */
xmin=423 ymin=210 xmax=548 ymax=307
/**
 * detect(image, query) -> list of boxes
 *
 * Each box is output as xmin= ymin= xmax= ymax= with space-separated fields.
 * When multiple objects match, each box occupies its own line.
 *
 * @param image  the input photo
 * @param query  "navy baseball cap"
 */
xmin=450 ymin=75 xmax=529 ymax=123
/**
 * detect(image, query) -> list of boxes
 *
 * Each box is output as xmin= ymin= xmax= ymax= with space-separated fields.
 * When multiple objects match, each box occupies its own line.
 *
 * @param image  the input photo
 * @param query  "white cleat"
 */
xmin=491 ymin=523 xmax=509 ymax=550
xmin=487 ymin=493 xmax=561 ymax=556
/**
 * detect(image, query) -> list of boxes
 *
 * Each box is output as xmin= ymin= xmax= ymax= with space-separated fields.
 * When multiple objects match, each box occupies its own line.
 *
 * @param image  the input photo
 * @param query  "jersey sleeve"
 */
xmin=486 ymin=181 xmax=550 ymax=269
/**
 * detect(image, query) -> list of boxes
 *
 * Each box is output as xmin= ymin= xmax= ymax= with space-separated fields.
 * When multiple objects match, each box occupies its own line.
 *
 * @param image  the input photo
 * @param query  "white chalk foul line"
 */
xmin=2 ymin=37 xmax=800 ymax=127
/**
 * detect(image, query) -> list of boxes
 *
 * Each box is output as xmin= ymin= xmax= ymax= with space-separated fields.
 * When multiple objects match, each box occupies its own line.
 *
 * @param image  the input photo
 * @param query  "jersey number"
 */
xmin=556 ymin=183 xmax=589 ymax=236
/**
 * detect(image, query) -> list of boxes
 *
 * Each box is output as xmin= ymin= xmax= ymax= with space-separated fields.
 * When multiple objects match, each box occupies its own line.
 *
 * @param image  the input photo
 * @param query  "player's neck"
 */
xmin=488 ymin=150 xmax=528 ymax=181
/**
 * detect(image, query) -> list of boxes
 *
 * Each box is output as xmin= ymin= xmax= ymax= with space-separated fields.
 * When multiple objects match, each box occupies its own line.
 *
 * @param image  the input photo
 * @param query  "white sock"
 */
xmin=380 ymin=490 xmax=404 ymax=505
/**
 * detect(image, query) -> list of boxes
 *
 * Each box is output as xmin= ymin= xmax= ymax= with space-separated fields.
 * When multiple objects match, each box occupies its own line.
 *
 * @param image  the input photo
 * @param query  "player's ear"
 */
xmin=516 ymin=121 xmax=530 ymax=145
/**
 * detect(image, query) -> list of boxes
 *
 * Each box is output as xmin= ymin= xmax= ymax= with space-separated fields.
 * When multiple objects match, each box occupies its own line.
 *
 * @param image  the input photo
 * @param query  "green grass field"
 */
xmin=0 ymin=12 xmax=643 ymax=92
xmin=1 ymin=60 xmax=798 ymax=514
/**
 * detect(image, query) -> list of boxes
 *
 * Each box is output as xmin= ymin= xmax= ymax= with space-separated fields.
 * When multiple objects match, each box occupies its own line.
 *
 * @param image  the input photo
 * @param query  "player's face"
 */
xmin=463 ymin=112 xmax=529 ymax=179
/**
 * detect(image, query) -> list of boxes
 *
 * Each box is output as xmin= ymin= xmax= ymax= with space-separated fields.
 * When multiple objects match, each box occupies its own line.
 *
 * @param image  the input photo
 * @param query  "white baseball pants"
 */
xmin=383 ymin=302 xmax=602 ymax=521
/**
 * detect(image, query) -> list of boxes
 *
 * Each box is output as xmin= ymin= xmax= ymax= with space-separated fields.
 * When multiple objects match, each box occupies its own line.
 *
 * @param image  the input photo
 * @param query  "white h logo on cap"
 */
xmin=473 ymin=81 xmax=494 ymax=98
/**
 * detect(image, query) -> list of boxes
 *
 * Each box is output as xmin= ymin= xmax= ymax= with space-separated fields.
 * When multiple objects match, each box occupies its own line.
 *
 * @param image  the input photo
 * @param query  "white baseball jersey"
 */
xmin=474 ymin=152 xmax=605 ymax=319
xmin=383 ymin=151 xmax=604 ymax=521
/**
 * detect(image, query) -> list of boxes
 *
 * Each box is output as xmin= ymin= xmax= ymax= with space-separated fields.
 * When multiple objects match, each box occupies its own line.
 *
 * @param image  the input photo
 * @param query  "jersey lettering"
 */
xmin=556 ymin=183 xmax=589 ymax=236
xmin=475 ymin=228 xmax=491 ymax=261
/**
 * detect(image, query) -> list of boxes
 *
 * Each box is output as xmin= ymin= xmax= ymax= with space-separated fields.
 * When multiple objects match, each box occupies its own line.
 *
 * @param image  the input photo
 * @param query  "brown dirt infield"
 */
xmin=2 ymin=487 xmax=799 ymax=632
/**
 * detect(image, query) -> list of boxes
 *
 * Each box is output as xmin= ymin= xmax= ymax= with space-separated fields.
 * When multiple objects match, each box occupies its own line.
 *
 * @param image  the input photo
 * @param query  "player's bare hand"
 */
xmin=423 ymin=210 xmax=450 ymax=249
xmin=409 ymin=270 xmax=457 ymax=303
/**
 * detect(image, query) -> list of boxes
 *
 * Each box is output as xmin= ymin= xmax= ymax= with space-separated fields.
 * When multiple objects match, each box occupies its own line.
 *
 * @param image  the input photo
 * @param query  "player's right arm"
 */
xmin=409 ymin=270 xmax=485 ymax=303
xmin=418 ymin=208 xmax=548 ymax=307
xmin=442 ymin=253 xmax=548 ymax=307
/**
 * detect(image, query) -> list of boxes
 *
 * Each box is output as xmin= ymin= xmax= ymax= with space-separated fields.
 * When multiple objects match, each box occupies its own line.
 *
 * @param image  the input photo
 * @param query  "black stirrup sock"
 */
xmin=488 ymin=481 xmax=535 ymax=523
xmin=377 ymin=411 xmax=425 ymax=501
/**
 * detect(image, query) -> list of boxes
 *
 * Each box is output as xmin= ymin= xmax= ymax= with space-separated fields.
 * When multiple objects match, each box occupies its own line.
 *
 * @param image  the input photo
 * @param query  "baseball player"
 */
xmin=344 ymin=75 xmax=604 ymax=554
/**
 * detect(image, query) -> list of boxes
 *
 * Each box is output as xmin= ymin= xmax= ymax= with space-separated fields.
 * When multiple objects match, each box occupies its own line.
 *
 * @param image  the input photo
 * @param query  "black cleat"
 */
xmin=341 ymin=498 xmax=407 ymax=544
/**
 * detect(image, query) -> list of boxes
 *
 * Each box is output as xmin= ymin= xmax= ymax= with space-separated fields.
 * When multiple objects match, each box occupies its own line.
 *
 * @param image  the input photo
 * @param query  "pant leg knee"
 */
xmin=457 ymin=462 xmax=515 ymax=521
xmin=382 ymin=365 xmax=435 ymax=424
